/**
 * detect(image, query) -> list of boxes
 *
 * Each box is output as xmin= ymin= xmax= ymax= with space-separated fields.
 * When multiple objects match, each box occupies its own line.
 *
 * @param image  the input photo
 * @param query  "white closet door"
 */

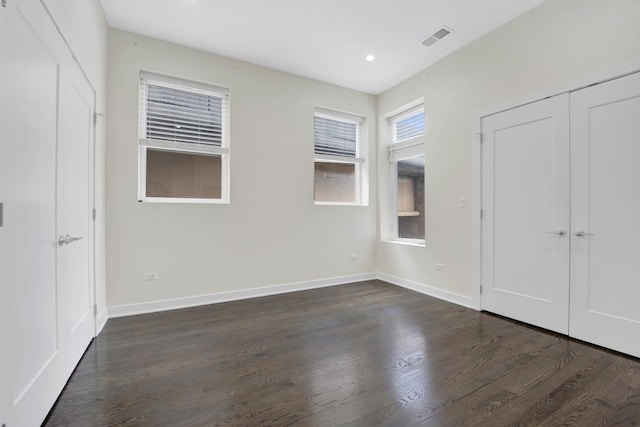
xmin=0 ymin=0 xmax=95 ymax=424
xmin=481 ymin=94 xmax=570 ymax=334
xmin=0 ymin=3 xmax=13 ymax=422
xmin=57 ymin=62 xmax=96 ymax=377
xmin=570 ymin=71 xmax=640 ymax=358
xmin=0 ymin=2 xmax=64 ymax=426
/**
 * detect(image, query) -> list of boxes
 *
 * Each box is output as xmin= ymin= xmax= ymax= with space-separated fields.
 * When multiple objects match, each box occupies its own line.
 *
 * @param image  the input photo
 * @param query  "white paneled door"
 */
xmin=481 ymin=71 xmax=640 ymax=358
xmin=57 ymin=61 xmax=96 ymax=377
xmin=570 ymin=72 xmax=640 ymax=358
xmin=1 ymin=2 xmax=63 ymax=425
xmin=481 ymin=94 xmax=571 ymax=334
xmin=0 ymin=0 xmax=95 ymax=425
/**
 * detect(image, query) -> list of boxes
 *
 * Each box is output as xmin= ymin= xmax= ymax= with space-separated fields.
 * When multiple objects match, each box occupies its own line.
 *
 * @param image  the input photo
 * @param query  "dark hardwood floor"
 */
xmin=44 ymin=280 xmax=640 ymax=426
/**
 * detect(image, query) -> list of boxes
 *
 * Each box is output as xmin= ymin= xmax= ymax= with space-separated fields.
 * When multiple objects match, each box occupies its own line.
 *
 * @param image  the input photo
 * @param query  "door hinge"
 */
xmin=480 ymin=285 xmax=483 ymax=295
xmin=477 ymin=132 xmax=483 ymax=143
xmin=480 ymin=209 xmax=484 ymax=219
xmin=93 ymin=112 xmax=104 ymax=125
xmin=93 ymin=304 xmax=98 ymax=316
xmin=92 ymin=208 xmax=96 ymax=220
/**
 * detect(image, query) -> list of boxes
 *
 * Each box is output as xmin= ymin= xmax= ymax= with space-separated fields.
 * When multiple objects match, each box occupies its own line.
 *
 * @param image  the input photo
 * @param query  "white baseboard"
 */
xmin=96 ymin=310 xmax=108 ymax=335
xmin=377 ymin=272 xmax=475 ymax=309
xmin=108 ymin=272 xmax=377 ymax=318
xmin=107 ymin=272 xmax=475 ymax=320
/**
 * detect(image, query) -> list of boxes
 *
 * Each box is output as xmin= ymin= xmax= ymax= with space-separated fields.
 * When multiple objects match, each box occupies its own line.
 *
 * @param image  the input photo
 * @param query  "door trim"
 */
xmin=472 ymin=59 xmax=640 ymax=311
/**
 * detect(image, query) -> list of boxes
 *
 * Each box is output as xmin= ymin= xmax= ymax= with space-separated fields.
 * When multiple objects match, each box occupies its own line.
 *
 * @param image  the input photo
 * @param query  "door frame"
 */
xmin=472 ymin=59 xmax=640 ymax=311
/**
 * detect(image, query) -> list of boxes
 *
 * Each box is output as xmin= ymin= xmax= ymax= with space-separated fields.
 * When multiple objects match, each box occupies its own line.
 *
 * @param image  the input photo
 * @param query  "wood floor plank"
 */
xmin=44 ymin=281 xmax=640 ymax=426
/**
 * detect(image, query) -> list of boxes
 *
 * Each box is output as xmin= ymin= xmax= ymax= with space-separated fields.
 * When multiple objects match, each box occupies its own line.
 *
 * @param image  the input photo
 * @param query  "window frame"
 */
xmin=313 ymin=107 xmax=368 ymax=206
xmin=388 ymin=103 xmax=426 ymax=244
xmin=138 ymin=71 xmax=230 ymax=204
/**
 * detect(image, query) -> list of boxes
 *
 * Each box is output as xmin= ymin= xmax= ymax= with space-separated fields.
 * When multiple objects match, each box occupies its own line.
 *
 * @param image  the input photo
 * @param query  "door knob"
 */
xmin=544 ymin=230 xmax=566 ymax=236
xmin=575 ymin=230 xmax=594 ymax=237
xmin=58 ymin=234 xmax=83 ymax=246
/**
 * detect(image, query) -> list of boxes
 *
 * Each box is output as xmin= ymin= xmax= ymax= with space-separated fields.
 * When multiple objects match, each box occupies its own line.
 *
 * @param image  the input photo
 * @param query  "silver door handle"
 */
xmin=544 ymin=230 xmax=566 ymax=236
xmin=58 ymin=234 xmax=83 ymax=246
xmin=575 ymin=230 xmax=594 ymax=237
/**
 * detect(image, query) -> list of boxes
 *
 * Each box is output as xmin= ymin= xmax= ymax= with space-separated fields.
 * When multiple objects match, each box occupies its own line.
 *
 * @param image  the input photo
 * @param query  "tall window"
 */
xmin=313 ymin=108 xmax=367 ymax=205
xmin=139 ymin=72 xmax=230 ymax=203
xmin=389 ymin=105 xmax=425 ymax=242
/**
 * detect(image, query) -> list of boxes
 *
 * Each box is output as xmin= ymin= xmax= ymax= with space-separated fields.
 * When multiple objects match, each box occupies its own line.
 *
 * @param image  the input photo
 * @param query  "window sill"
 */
xmin=314 ymin=201 xmax=366 ymax=207
xmin=139 ymin=197 xmax=229 ymax=204
xmin=383 ymin=239 xmax=426 ymax=248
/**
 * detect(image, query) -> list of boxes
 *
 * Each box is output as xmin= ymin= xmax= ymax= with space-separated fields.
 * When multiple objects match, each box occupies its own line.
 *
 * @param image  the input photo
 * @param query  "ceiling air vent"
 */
xmin=419 ymin=26 xmax=454 ymax=47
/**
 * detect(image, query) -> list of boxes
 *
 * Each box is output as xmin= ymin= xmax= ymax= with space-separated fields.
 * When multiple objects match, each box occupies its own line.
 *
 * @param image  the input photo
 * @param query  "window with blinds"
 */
xmin=144 ymin=84 xmax=224 ymax=146
xmin=139 ymin=72 xmax=230 ymax=203
xmin=313 ymin=109 xmax=367 ymax=205
xmin=392 ymin=107 xmax=425 ymax=144
xmin=386 ymin=101 xmax=426 ymax=243
xmin=314 ymin=115 xmax=358 ymax=158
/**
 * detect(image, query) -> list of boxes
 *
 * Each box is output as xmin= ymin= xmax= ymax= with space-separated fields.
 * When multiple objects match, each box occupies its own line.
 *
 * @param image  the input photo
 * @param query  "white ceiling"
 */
xmin=100 ymin=0 xmax=546 ymax=94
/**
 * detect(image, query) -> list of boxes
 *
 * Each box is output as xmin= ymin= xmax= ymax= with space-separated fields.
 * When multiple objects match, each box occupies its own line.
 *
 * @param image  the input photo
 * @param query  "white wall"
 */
xmin=106 ymin=29 xmax=377 ymax=311
xmin=42 ymin=0 xmax=109 ymax=328
xmin=377 ymin=0 xmax=640 ymax=299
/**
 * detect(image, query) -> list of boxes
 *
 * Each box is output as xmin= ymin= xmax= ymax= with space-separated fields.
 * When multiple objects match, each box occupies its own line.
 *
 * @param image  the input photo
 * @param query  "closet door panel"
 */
xmin=57 ymin=63 xmax=96 ymax=376
xmin=0 ymin=0 xmax=96 ymax=424
xmin=481 ymin=94 xmax=571 ymax=334
xmin=0 ymin=2 xmax=63 ymax=425
xmin=570 ymin=71 xmax=640 ymax=358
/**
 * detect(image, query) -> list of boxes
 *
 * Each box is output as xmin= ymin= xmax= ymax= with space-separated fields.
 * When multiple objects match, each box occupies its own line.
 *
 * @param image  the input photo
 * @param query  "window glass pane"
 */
xmin=314 ymin=116 xmax=357 ymax=158
xmin=393 ymin=110 xmax=425 ymax=143
xmin=397 ymin=156 xmax=425 ymax=239
xmin=314 ymin=162 xmax=356 ymax=203
xmin=146 ymin=149 xmax=222 ymax=199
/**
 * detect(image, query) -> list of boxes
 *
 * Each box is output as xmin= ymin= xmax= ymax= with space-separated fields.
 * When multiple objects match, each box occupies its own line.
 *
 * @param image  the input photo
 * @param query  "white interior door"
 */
xmin=481 ymin=94 xmax=570 ymax=334
xmin=0 ymin=0 xmax=95 ymax=425
xmin=1 ymin=3 xmax=10 ymax=420
xmin=0 ymin=2 xmax=65 ymax=426
xmin=570 ymin=71 xmax=640 ymax=358
xmin=57 ymin=62 xmax=96 ymax=375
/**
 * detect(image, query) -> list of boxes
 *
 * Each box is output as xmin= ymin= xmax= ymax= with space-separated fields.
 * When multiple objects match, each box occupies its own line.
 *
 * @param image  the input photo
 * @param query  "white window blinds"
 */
xmin=140 ymin=72 xmax=229 ymax=147
xmin=314 ymin=112 xmax=361 ymax=159
xmin=392 ymin=107 xmax=425 ymax=143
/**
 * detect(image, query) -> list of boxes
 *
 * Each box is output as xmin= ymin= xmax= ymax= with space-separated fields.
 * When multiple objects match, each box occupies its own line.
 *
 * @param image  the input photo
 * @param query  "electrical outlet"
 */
xmin=349 ymin=254 xmax=358 ymax=261
xmin=458 ymin=197 xmax=467 ymax=208
xmin=143 ymin=272 xmax=158 ymax=281
xmin=436 ymin=263 xmax=445 ymax=272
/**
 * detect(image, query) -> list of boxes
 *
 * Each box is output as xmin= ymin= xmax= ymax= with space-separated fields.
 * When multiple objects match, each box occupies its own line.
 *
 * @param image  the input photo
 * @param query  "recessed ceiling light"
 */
xmin=366 ymin=54 xmax=375 ymax=62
